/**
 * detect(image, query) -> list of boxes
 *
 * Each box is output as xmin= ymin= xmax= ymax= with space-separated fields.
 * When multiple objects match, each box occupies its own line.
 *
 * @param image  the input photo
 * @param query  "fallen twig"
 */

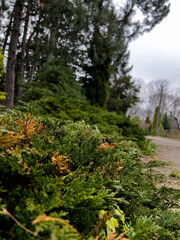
xmin=2 ymin=208 xmax=45 ymax=240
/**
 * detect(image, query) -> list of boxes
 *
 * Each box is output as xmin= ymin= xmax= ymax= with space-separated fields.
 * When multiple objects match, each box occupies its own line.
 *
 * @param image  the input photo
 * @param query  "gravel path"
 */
xmin=146 ymin=136 xmax=180 ymax=190
xmin=148 ymin=136 xmax=180 ymax=171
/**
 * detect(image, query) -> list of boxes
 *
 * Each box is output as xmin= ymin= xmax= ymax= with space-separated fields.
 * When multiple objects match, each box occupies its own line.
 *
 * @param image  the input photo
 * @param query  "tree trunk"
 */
xmin=155 ymin=85 xmax=163 ymax=136
xmin=16 ymin=6 xmax=30 ymax=103
xmin=47 ymin=27 xmax=57 ymax=61
xmin=170 ymin=113 xmax=180 ymax=131
xmin=2 ymin=6 xmax=15 ymax=53
xmin=25 ymin=12 xmax=42 ymax=82
xmin=29 ymin=65 xmax=35 ymax=82
xmin=4 ymin=0 xmax=24 ymax=108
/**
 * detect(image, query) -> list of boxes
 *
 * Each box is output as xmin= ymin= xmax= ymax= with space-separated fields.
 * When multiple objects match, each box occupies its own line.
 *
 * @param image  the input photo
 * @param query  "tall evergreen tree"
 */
xmin=145 ymin=116 xmax=151 ymax=124
xmin=4 ymin=0 xmax=24 ymax=107
xmin=162 ymin=112 xmax=171 ymax=131
xmin=108 ymin=76 xmax=139 ymax=114
xmin=81 ymin=0 xmax=170 ymax=107
xmin=82 ymin=26 xmax=112 ymax=107
xmin=2 ymin=0 xmax=170 ymax=107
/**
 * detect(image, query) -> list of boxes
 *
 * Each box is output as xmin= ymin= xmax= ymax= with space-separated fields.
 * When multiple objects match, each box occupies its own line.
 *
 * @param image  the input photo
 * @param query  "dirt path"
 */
xmin=146 ymin=136 xmax=180 ymax=189
xmin=148 ymin=136 xmax=180 ymax=171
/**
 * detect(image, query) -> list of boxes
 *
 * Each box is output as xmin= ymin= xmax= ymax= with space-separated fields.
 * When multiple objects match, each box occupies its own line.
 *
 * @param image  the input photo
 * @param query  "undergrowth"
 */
xmin=0 ymin=109 xmax=179 ymax=239
xmin=15 ymin=96 xmax=153 ymax=155
xmin=145 ymin=159 xmax=170 ymax=168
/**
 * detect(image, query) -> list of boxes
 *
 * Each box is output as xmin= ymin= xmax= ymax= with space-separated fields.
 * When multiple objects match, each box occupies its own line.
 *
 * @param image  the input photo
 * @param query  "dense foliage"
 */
xmin=0 ymin=105 xmax=179 ymax=239
xmin=17 ymin=96 xmax=148 ymax=151
xmin=108 ymin=76 xmax=139 ymax=114
xmin=21 ymin=58 xmax=84 ymax=102
xmin=82 ymin=27 xmax=112 ymax=108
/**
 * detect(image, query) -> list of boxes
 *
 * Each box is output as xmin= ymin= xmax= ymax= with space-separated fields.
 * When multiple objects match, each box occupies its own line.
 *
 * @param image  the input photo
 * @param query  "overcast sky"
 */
xmin=129 ymin=0 xmax=180 ymax=87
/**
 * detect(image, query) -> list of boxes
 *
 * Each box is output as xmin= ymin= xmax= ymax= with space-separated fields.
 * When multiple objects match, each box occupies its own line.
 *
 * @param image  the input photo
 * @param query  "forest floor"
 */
xmin=143 ymin=136 xmax=180 ymax=190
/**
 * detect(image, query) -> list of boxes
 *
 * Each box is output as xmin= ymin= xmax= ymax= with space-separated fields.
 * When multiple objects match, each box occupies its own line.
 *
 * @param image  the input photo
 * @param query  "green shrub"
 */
xmin=131 ymin=116 xmax=141 ymax=125
xmin=151 ymin=106 xmax=162 ymax=135
xmin=158 ymin=123 xmax=165 ymax=136
xmin=22 ymin=58 xmax=85 ymax=102
xmin=162 ymin=112 xmax=171 ymax=131
xmin=170 ymin=169 xmax=180 ymax=178
xmin=127 ymin=216 xmax=161 ymax=239
xmin=156 ymin=209 xmax=180 ymax=235
xmin=0 ymin=109 xmax=179 ymax=239
xmin=17 ymin=97 xmax=148 ymax=153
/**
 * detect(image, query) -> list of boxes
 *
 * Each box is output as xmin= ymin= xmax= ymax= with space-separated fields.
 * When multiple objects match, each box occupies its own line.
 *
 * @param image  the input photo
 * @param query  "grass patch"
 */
xmin=145 ymin=159 xmax=170 ymax=168
xmin=166 ymin=136 xmax=180 ymax=141
xmin=170 ymin=169 xmax=180 ymax=179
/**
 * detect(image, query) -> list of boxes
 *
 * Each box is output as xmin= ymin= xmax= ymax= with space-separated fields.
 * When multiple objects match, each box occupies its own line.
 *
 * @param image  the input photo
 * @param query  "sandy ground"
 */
xmin=145 ymin=136 xmax=180 ymax=190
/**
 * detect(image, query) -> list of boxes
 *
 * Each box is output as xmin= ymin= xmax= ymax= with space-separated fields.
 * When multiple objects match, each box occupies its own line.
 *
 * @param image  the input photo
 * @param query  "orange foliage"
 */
xmin=82 ymin=131 xmax=90 ymax=138
xmin=102 ymin=159 xmax=124 ymax=176
xmin=0 ymin=131 xmax=24 ymax=147
xmin=95 ymin=232 xmax=129 ymax=240
xmin=52 ymin=154 xmax=71 ymax=175
xmin=39 ymin=2 xmax=45 ymax=8
xmin=98 ymin=142 xmax=121 ymax=151
xmin=0 ymin=118 xmax=10 ymax=128
xmin=15 ymin=113 xmax=44 ymax=146
xmin=0 ymin=113 xmax=44 ymax=148
xmin=105 ymin=231 xmax=130 ymax=240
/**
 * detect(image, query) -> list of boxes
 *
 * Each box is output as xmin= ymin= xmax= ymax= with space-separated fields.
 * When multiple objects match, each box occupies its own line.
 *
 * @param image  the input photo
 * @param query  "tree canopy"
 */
xmin=1 ymin=0 xmax=170 ymax=108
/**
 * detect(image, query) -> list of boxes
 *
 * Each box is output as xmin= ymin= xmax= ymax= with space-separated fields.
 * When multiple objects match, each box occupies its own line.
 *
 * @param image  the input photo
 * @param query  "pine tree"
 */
xmin=162 ymin=112 xmax=171 ymax=131
xmin=107 ymin=76 xmax=139 ymax=114
xmin=82 ymin=26 xmax=112 ymax=107
xmin=158 ymin=123 xmax=165 ymax=137
xmin=145 ymin=116 xmax=151 ymax=124
xmin=81 ymin=0 xmax=170 ymax=108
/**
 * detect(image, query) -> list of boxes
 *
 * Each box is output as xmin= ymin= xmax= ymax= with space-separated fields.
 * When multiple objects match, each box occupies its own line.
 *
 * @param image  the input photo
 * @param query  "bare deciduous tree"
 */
xmin=165 ymin=89 xmax=180 ymax=130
